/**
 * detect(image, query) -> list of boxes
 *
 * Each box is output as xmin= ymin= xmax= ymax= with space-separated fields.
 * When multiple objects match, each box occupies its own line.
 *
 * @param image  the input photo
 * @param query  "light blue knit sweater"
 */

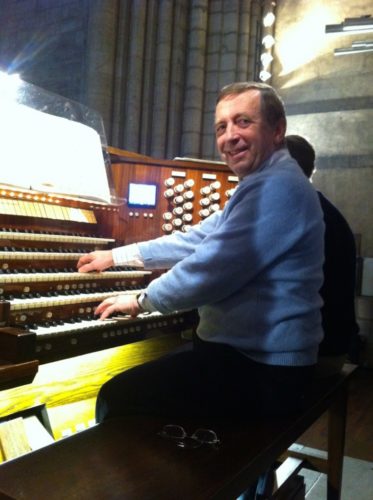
xmin=138 ymin=148 xmax=325 ymax=366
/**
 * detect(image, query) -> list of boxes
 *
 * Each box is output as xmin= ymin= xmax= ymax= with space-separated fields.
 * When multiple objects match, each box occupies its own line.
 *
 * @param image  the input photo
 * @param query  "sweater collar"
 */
xmin=255 ymin=147 xmax=290 ymax=172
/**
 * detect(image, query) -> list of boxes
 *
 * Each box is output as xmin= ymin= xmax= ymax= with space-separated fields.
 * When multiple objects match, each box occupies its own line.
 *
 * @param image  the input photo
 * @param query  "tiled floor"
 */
xmin=297 ymin=368 xmax=373 ymax=464
xmin=302 ymin=452 xmax=373 ymax=499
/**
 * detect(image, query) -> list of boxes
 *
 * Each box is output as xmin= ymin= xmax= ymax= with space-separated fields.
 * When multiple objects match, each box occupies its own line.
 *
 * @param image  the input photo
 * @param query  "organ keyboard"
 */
xmin=0 ymin=190 xmax=198 ymax=388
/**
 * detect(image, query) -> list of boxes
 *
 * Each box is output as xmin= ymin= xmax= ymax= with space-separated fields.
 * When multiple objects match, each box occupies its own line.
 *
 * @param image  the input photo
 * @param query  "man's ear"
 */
xmin=273 ymin=118 xmax=286 ymax=147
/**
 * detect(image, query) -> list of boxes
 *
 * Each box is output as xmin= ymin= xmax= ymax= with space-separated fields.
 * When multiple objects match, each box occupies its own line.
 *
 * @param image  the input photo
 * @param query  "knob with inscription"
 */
xmin=182 ymin=213 xmax=193 ymax=223
xmin=199 ymin=209 xmax=210 ymax=218
xmin=183 ymin=191 xmax=194 ymax=200
xmin=184 ymin=179 xmax=195 ymax=189
xmin=209 ymin=192 xmax=220 ymax=202
xmin=164 ymin=189 xmax=174 ymax=199
xmin=200 ymin=186 xmax=211 ymax=196
xmin=163 ymin=212 xmax=173 ymax=221
xmin=209 ymin=203 xmax=220 ymax=213
xmin=162 ymin=223 xmax=173 ymax=232
xmin=173 ymin=206 xmax=184 ymax=216
xmin=183 ymin=202 xmax=193 ymax=211
xmin=172 ymin=195 xmax=184 ymax=205
xmin=172 ymin=218 xmax=183 ymax=228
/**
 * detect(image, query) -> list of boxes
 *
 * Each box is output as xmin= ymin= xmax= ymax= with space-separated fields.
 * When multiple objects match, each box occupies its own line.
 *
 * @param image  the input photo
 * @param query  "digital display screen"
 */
xmin=128 ymin=182 xmax=157 ymax=208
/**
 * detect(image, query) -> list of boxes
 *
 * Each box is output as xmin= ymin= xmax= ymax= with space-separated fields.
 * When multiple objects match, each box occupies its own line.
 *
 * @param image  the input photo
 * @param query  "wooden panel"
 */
xmin=0 ymin=360 xmax=38 ymax=390
xmin=0 ymin=334 xmax=187 ymax=422
xmin=108 ymin=148 xmax=235 ymax=244
xmin=0 ymin=418 xmax=30 ymax=461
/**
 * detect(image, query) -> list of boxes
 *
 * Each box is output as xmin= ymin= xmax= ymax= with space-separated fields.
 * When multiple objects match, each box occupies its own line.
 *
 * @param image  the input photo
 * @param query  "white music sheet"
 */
xmin=0 ymin=101 xmax=111 ymax=203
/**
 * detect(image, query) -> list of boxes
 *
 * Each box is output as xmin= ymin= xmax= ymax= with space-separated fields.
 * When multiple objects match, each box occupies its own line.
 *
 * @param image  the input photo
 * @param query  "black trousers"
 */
xmin=96 ymin=335 xmax=315 ymax=423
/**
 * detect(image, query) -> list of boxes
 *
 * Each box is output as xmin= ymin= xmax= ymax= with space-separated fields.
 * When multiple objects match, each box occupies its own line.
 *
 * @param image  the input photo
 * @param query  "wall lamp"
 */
xmin=325 ymin=15 xmax=373 ymax=34
xmin=334 ymin=40 xmax=373 ymax=56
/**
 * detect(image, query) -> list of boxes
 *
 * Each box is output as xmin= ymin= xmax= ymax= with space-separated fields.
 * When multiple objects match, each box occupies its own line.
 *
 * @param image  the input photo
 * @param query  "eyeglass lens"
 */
xmin=159 ymin=425 xmax=220 ymax=448
xmin=158 ymin=424 xmax=187 ymax=440
xmin=191 ymin=428 xmax=220 ymax=444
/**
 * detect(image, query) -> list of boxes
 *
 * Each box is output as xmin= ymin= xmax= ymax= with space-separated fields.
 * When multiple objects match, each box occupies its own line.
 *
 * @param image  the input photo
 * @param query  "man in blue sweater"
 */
xmin=78 ymin=82 xmax=325 ymax=421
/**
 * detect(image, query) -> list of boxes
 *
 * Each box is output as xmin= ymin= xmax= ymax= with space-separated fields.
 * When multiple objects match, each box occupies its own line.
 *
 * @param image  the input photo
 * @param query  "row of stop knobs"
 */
xmin=162 ymin=178 xmax=232 ymax=233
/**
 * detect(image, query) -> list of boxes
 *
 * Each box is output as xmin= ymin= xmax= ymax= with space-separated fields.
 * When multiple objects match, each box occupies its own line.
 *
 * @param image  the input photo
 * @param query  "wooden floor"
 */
xmin=298 ymin=367 xmax=373 ymax=462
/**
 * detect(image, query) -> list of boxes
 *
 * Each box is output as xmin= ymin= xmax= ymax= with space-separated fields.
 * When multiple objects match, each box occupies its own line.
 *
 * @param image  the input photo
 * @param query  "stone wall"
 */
xmin=83 ymin=0 xmax=261 ymax=159
xmin=272 ymin=0 xmax=373 ymax=256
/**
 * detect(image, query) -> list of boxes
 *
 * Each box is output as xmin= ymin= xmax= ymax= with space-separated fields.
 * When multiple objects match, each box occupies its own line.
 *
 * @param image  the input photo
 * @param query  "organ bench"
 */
xmin=0 ymin=363 xmax=357 ymax=500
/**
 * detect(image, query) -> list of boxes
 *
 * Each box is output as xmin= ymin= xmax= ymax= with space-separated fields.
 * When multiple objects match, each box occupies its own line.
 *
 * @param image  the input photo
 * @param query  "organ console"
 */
xmin=0 ymin=75 xmax=236 ymax=447
xmin=0 ymin=189 xmax=198 ymax=369
xmin=0 ymin=146 xmax=237 ymax=381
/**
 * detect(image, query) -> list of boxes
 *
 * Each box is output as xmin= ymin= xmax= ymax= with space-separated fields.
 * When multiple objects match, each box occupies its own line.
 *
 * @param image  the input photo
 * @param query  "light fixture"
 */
xmin=352 ymin=40 xmax=373 ymax=47
xmin=334 ymin=40 xmax=373 ymax=56
xmin=263 ymin=12 xmax=275 ymax=28
xmin=325 ymin=15 xmax=373 ymax=34
xmin=260 ymin=52 xmax=274 ymax=67
xmin=262 ymin=34 xmax=275 ymax=49
xmin=259 ymin=70 xmax=271 ymax=82
xmin=0 ymin=71 xmax=22 ymax=102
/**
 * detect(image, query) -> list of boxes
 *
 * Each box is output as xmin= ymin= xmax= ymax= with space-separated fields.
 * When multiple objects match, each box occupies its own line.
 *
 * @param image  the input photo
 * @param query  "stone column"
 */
xmin=181 ymin=0 xmax=208 ymax=157
xmin=150 ymin=0 xmax=175 ymax=157
xmin=85 ymin=0 xmax=119 ymax=140
xmin=120 ymin=2 xmax=147 ymax=152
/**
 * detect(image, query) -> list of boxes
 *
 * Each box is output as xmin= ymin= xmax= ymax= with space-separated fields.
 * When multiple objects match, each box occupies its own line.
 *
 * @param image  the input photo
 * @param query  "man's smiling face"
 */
xmin=215 ymin=89 xmax=285 ymax=179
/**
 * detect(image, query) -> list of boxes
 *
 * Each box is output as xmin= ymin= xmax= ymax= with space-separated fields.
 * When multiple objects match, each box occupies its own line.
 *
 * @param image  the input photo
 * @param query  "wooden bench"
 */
xmin=0 ymin=364 xmax=357 ymax=500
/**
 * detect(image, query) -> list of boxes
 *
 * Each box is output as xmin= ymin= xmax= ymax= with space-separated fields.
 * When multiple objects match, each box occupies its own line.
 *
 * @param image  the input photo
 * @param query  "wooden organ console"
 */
xmin=0 ymin=146 xmax=240 ymax=445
